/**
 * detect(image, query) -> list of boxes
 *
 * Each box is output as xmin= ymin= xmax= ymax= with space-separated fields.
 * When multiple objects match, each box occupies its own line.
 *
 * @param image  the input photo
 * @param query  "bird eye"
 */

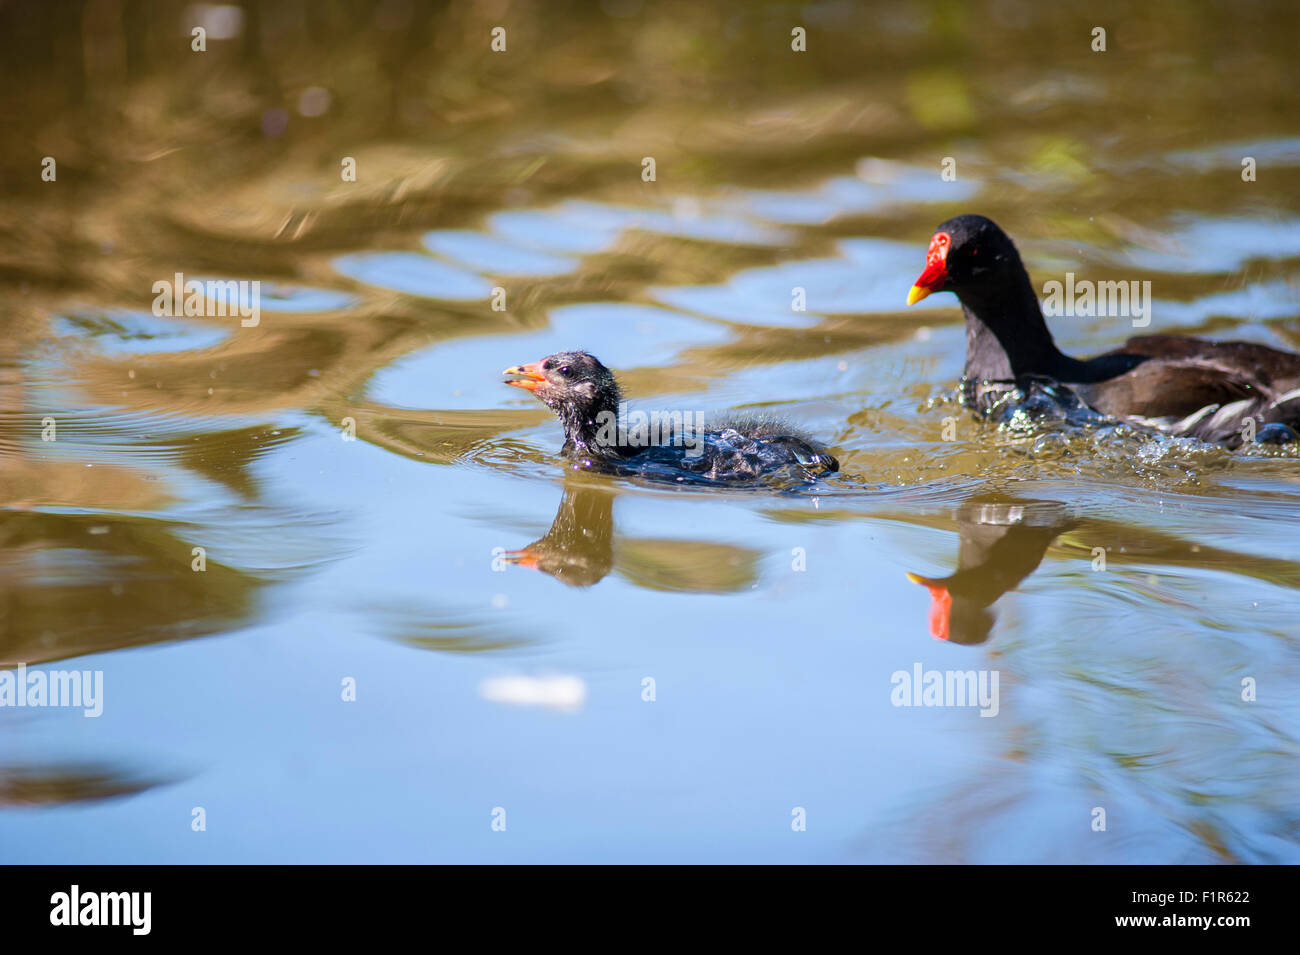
xmin=559 ymin=365 xmax=571 ymax=376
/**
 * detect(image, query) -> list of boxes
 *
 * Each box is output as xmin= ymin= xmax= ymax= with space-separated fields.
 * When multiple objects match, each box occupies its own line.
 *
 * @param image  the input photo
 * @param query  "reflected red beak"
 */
xmin=907 ymin=231 xmax=951 ymax=306
xmin=906 ymin=572 xmax=952 ymax=642
xmin=503 ymin=360 xmax=547 ymax=391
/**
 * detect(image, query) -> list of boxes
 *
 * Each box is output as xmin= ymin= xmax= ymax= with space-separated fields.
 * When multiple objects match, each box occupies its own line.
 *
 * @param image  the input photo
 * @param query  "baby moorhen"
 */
xmin=503 ymin=350 xmax=838 ymax=485
xmin=906 ymin=214 xmax=1300 ymax=448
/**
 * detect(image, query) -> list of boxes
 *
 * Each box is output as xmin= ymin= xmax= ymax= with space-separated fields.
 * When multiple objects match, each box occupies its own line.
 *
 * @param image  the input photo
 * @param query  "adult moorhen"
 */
xmin=503 ymin=350 xmax=839 ymax=485
xmin=906 ymin=214 xmax=1300 ymax=448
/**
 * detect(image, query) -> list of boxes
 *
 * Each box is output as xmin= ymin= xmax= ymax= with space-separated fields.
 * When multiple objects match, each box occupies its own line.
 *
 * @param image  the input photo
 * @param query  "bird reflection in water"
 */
xmin=503 ymin=484 xmax=615 ymax=587
xmin=502 ymin=482 xmax=762 ymax=593
xmin=907 ymin=497 xmax=1073 ymax=646
xmin=907 ymin=493 xmax=1300 ymax=645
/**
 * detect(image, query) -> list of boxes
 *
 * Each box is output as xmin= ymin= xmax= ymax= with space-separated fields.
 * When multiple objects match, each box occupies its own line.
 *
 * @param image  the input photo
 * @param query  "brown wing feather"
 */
xmin=1077 ymin=335 xmax=1300 ymax=419
xmin=1080 ymin=359 xmax=1258 ymax=419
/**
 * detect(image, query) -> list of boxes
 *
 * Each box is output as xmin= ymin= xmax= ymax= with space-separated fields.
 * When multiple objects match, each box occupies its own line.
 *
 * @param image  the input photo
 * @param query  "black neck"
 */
xmin=957 ymin=264 xmax=1082 ymax=382
xmin=555 ymin=390 xmax=621 ymax=457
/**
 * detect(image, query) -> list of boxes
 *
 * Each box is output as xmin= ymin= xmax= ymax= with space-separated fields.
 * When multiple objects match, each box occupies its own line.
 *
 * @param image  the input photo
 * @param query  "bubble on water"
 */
xmin=260 ymin=108 xmax=289 ymax=138
xmin=297 ymin=86 xmax=332 ymax=117
xmin=1031 ymin=432 xmax=1068 ymax=456
xmin=186 ymin=4 xmax=244 ymax=40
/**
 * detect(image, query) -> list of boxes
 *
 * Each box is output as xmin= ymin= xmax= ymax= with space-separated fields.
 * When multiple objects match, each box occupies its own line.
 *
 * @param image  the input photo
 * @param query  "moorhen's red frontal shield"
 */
xmin=907 ymin=231 xmax=951 ymax=305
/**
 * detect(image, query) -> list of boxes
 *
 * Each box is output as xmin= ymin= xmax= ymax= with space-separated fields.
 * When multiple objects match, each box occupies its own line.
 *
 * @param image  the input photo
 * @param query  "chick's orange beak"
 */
xmin=503 ymin=360 xmax=547 ymax=391
xmin=907 ymin=231 xmax=951 ymax=306
xmin=502 ymin=547 xmax=539 ymax=569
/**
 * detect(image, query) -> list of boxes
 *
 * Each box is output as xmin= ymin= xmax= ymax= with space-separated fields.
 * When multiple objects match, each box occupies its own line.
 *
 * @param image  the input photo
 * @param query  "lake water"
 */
xmin=1 ymin=0 xmax=1297 ymax=863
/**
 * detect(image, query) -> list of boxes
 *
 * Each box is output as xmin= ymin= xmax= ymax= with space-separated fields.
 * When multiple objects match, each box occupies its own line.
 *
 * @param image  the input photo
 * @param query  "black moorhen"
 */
xmin=503 ymin=350 xmax=839 ymax=484
xmin=906 ymin=214 xmax=1300 ymax=448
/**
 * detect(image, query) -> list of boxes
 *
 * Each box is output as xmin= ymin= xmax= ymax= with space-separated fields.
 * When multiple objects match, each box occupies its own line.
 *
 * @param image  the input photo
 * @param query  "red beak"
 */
xmin=906 ymin=572 xmax=952 ymax=642
xmin=503 ymin=360 xmax=547 ymax=391
xmin=907 ymin=231 xmax=951 ymax=306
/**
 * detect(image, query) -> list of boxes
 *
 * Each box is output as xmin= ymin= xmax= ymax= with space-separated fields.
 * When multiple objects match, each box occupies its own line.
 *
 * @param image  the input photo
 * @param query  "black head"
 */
xmin=907 ymin=214 xmax=1027 ymax=306
xmin=503 ymin=350 xmax=621 ymax=449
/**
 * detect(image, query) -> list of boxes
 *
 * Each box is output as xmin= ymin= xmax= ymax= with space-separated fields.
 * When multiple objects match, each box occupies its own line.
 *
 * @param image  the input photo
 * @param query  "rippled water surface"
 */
xmin=1 ymin=0 xmax=1298 ymax=862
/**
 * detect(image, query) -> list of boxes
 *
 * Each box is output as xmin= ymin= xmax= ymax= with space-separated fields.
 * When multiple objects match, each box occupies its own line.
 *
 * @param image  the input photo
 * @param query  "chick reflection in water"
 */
xmin=503 ymin=483 xmax=762 ymax=592
xmin=503 ymin=485 xmax=615 ymax=587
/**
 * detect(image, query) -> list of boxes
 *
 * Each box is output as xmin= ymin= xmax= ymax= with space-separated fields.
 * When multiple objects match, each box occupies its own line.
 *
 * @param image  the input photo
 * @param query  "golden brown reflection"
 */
xmin=0 ymin=510 xmax=259 ymax=667
xmin=907 ymin=497 xmax=1074 ymax=645
xmin=506 ymin=480 xmax=762 ymax=592
xmin=898 ymin=494 xmax=1300 ymax=645
xmin=505 ymin=484 xmax=616 ymax=587
xmin=0 ymin=764 xmax=166 ymax=807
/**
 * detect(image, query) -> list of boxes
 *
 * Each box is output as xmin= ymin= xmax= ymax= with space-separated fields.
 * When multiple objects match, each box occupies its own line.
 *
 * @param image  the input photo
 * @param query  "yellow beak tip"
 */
xmin=906 ymin=285 xmax=931 ymax=307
